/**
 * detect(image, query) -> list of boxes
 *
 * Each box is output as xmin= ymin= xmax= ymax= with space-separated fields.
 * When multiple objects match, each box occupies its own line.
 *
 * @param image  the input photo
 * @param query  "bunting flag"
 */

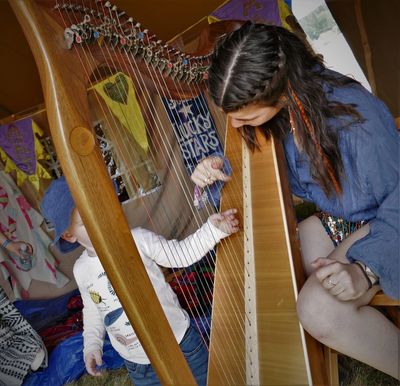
xmin=209 ymin=0 xmax=293 ymax=30
xmin=162 ymin=94 xmax=231 ymax=208
xmin=284 ymin=0 xmax=291 ymax=7
xmin=278 ymin=0 xmax=292 ymax=29
xmin=92 ymin=72 xmax=149 ymax=152
xmin=0 ymin=118 xmax=52 ymax=190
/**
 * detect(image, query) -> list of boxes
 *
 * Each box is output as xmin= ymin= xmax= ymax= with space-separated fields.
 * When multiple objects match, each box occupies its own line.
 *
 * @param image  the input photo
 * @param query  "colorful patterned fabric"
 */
xmin=38 ymin=295 xmax=83 ymax=354
xmin=168 ymin=255 xmax=215 ymax=319
xmin=0 ymin=171 xmax=69 ymax=299
xmin=316 ymin=212 xmax=367 ymax=246
xmin=0 ymin=287 xmax=47 ymax=386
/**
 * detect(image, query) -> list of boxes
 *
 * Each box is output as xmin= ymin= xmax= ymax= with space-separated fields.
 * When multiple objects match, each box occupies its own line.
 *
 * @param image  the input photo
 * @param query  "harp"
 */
xmin=10 ymin=1 xmax=328 ymax=384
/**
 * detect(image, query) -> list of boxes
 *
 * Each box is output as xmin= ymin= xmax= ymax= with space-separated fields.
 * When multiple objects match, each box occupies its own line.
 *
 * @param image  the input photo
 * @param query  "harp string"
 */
xmin=89 ymin=3 xmax=250 ymax=382
xmin=96 ymin=0 xmax=244 ymax=333
xmin=66 ymin=1 xmax=244 ymax=376
xmin=61 ymin=0 xmax=225 ymax=352
xmin=92 ymin=1 xmax=253 ymax=379
xmin=63 ymin=0 xmax=211 ymax=306
xmin=92 ymin=0 xmax=225 ymax=336
xmin=88 ymin=11 xmax=241 ymax=382
xmin=56 ymin=1 xmax=252 ymax=381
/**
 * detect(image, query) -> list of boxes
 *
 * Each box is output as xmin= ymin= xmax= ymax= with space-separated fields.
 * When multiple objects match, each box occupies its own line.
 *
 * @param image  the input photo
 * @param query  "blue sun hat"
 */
xmin=41 ymin=176 xmax=80 ymax=253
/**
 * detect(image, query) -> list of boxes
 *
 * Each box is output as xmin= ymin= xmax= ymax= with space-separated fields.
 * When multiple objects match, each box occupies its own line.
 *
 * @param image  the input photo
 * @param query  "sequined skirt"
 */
xmin=315 ymin=212 xmax=367 ymax=246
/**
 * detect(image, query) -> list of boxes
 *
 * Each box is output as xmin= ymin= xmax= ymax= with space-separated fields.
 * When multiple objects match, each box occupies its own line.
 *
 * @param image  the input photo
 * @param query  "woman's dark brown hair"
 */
xmin=207 ymin=21 xmax=362 ymax=195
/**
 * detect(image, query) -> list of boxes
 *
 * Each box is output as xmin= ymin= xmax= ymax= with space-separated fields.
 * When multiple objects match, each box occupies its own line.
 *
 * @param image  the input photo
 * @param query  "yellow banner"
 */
xmin=278 ymin=0 xmax=292 ymax=30
xmin=93 ymin=73 xmax=149 ymax=152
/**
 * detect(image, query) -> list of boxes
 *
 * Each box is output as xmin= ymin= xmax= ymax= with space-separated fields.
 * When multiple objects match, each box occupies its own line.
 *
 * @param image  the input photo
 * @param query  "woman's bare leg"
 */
xmin=297 ymin=215 xmax=399 ymax=379
xmin=298 ymin=215 xmax=335 ymax=275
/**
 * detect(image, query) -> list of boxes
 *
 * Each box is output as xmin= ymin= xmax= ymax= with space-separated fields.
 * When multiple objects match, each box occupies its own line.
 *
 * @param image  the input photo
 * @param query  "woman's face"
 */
xmin=227 ymin=102 xmax=283 ymax=128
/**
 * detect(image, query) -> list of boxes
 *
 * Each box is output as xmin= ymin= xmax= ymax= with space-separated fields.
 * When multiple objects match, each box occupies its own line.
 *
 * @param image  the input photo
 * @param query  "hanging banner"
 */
xmin=162 ymin=94 xmax=223 ymax=172
xmin=162 ymin=94 xmax=230 ymax=208
xmin=0 ymin=118 xmax=36 ymax=175
xmin=0 ymin=118 xmax=52 ymax=190
xmin=93 ymin=72 xmax=149 ymax=152
xmin=209 ymin=0 xmax=293 ymax=30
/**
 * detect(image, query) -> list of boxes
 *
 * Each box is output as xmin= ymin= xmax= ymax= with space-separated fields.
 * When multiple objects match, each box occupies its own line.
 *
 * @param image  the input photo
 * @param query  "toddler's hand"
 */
xmin=209 ymin=208 xmax=239 ymax=235
xmin=84 ymin=350 xmax=103 ymax=376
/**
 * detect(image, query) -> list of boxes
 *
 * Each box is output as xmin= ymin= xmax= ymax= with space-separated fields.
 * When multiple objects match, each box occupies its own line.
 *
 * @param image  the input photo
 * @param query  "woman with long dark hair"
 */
xmin=191 ymin=22 xmax=399 ymax=378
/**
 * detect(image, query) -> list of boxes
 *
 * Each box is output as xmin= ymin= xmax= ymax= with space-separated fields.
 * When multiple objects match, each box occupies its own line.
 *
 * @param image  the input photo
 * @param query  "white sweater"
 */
xmin=73 ymin=219 xmax=228 ymax=364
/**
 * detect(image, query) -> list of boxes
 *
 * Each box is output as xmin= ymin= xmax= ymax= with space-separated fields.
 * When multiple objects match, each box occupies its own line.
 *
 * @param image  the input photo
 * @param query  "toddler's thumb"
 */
xmin=94 ymin=351 xmax=103 ymax=366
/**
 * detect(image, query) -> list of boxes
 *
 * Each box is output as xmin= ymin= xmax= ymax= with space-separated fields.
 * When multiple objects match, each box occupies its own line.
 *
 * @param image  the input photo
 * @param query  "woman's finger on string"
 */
xmin=191 ymin=169 xmax=209 ymax=187
xmin=213 ymin=169 xmax=231 ymax=182
xmin=198 ymin=161 xmax=212 ymax=175
xmin=210 ymin=156 xmax=224 ymax=169
xmin=207 ymin=156 xmax=231 ymax=181
xmin=191 ymin=174 xmax=205 ymax=188
xmin=197 ymin=162 xmax=214 ymax=185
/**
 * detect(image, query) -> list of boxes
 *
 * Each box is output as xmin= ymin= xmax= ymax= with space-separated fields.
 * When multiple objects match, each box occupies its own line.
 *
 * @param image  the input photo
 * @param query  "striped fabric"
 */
xmin=0 ymin=287 xmax=47 ymax=386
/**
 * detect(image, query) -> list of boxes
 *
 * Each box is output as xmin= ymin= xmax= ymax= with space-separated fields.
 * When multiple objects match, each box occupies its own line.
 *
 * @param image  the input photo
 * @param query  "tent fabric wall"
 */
xmin=327 ymin=0 xmax=399 ymax=117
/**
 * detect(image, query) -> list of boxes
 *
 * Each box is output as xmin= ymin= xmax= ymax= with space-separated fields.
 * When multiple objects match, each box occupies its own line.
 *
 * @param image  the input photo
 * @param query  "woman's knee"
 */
xmin=297 ymin=276 xmax=344 ymax=341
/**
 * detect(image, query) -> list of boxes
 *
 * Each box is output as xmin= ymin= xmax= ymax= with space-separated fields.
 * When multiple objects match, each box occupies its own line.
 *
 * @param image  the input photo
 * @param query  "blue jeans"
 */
xmin=124 ymin=326 xmax=208 ymax=386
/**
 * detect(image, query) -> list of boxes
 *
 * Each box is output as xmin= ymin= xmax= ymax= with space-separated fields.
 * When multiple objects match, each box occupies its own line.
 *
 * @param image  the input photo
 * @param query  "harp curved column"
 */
xmin=9 ymin=1 xmax=196 ymax=384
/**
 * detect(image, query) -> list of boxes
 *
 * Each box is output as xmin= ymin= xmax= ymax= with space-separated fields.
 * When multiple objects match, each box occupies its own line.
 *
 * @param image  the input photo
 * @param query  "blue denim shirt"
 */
xmin=284 ymin=78 xmax=399 ymax=299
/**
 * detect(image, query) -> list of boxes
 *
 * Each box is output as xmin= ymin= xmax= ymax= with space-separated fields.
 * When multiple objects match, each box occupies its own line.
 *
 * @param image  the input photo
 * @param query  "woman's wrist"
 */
xmin=353 ymin=261 xmax=379 ymax=288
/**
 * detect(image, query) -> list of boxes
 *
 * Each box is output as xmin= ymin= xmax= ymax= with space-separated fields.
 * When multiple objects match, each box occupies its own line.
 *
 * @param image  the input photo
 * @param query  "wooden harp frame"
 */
xmin=10 ymin=1 xmax=328 ymax=385
xmin=10 ymin=1 xmax=199 ymax=384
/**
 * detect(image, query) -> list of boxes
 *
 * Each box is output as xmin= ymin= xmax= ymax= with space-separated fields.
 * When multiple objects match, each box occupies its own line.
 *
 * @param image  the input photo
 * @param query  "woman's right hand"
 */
xmin=191 ymin=156 xmax=231 ymax=188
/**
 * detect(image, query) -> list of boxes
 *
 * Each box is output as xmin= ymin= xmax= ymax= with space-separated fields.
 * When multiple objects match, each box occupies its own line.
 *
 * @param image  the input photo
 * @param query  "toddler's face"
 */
xmin=68 ymin=208 xmax=93 ymax=250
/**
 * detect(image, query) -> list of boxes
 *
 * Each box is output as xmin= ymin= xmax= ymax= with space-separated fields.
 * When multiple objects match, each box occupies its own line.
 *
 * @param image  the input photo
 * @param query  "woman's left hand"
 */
xmin=311 ymin=257 xmax=370 ymax=301
xmin=191 ymin=156 xmax=230 ymax=188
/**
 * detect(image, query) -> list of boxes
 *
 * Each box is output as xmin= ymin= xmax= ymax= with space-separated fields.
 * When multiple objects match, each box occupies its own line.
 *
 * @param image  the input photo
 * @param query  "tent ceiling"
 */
xmin=0 ymin=1 xmax=398 ymax=120
xmin=0 ymin=0 xmax=223 ymax=119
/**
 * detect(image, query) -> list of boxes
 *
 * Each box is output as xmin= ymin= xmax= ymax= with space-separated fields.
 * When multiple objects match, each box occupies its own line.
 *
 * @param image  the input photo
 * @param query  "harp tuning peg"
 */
xmin=63 ymin=28 xmax=75 ymax=50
